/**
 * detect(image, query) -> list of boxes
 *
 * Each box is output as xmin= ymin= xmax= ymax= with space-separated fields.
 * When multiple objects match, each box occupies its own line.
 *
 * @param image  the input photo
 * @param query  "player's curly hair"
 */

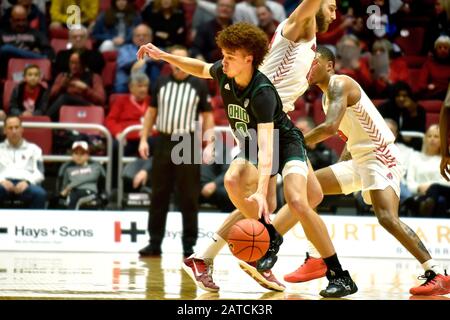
xmin=216 ymin=22 xmax=269 ymax=68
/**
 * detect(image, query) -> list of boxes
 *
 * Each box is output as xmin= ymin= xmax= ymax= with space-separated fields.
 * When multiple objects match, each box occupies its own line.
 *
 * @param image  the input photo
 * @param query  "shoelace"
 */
xmin=417 ymin=271 xmax=437 ymax=287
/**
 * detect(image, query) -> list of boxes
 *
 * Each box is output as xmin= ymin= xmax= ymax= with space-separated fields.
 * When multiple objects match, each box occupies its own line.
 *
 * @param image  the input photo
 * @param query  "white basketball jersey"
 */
xmin=323 ymin=75 xmax=396 ymax=165
xmin=259 ymin=20 xmax=316 ymax=113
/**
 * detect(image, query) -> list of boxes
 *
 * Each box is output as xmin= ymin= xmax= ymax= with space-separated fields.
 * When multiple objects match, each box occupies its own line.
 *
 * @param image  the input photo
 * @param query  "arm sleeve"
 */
xmin=250 ymin=87 xmax=277 ymax=123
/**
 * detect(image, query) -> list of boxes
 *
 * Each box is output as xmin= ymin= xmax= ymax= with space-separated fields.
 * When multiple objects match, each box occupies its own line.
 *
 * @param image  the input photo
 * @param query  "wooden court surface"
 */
xmin=0 ymin=251 xmax=449 ymax=300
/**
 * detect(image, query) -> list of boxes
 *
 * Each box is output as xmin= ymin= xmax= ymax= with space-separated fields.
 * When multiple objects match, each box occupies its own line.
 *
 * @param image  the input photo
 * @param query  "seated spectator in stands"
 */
xmin=256 ymin=3 xmax=278 ymax=41
xmin=335 ymin=34 xmax=372 ymax=91
xmin=416 ymin=35 xmax=450 ymax=100
xmin=0 ymin=0 xmax=46 ymax=33
xmin=295 ymin=117 xmax=337 ymax=170
xmin=423 ymin=0 xmax=450 ymax=55
xmin=49 ymin=0 xmax=98 ymax=31
xmin=106 ymin=73 xmax=150 ymax=156
xmin=316 ymin=8 xmax=356 ymax=47
xmin=0 ymin=115 xmax=46 ymax=209
xmin=196 ymin=0 xmax=286 ymax=26
xmin=59 ymin=141 xmax=105 ymax=210
xmin=47 ymin=51 xmax=106 ymax=121
xmin=378 ymin=81 xmax=426 ymax=150
xmin=114 ymin=24 xmax=161 ymax=93
xmin=199 ymin=142 xmax=234 ymax=212
xmin=0 ymin=5 xmax=53 ymax=78
xmin=404 ymin=124 xmax=450 ymax=217
xmin=9 ymin=64 xmax=48 ymax=117
xmin=54 ymin=25 xmax=105 ymax=77
xmin=124 ymin=158 xmax=152 ymax=192
xmin=190 ymin=0 xmax=234 ymax=63
xmin=369 ymin=39 xmax=409 ymax=98
xmin=92 ymin=0 xmax=142 ymax=53
xmin=141 ymin=0 xmax=186 ymax=49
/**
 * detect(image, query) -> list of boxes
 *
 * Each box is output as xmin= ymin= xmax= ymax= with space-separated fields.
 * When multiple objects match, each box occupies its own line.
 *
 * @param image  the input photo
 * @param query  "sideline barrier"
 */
xmin=0 ymin=210 xmax=448 ymax=259
xmin=0 ymin=121 xmax=114 ymax=194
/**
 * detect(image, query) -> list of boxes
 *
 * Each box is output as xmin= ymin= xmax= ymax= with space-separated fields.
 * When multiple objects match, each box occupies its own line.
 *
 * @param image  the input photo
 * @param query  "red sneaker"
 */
xmin=284 ymin=252 xmax=327 ymax=283
xmin=238 ymin=260 xmax=285 ymax=292
xmin=182 ymin=256 xmax=219 ymax=292
xmin=410 ymin=270 xmax=450 ymax=296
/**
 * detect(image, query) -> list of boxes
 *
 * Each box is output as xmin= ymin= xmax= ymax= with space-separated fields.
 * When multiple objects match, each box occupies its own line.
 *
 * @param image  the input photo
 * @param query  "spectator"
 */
xmin=9 ymin=64 xmax=48 ymax=117
xmin=0 ymin=115 xmax=46 ymax=209
xmin=141 ymin=0 xmax=186 ymax=48
xmin=416 ymin=35 xmax=450 ymax=100
xmin=256 ymin=4 xmax=278 ymax=41
xmin=195 ymin=0 xmax=286 ymax=26
xmin=0 ymin=0 xmax=46 ymax=33
xmin=59 ymin=141 xmax=106 ymax=210
xmin=47 ymin=51 xmax=106 ymax=121
xmin=138 ymin=45 xmax=214 ymax=257
xmin=423 ymin=0 xmax=450 ymax=55
xmin=295 ymin=117 xmax=337 ymax=170
xmin=54 ymin=25 xmax=105 ymax=77
xmin=404 ymin=124 xmax=450 ymax=217
xmin=369 ymin=39 xmax=409 ymax=98
xmin=378 ymin=81 xmax=426 ymax=150
xmin=92 ymin=0 xmax=142 ymax=52
xmin=0 ymin=5 xmax=53 ymax=78
xmin=49 ymin=0 xmax=98 ymax=31
xmin=114 ymin=24 xmax=161 ymax=93
xmin=335 ymin=34 xmax=372 ymax=91
xmin=106 ymin=73 xmax=150 ymax=152
xmin=190 ymin=0 xmax=234 ymax=63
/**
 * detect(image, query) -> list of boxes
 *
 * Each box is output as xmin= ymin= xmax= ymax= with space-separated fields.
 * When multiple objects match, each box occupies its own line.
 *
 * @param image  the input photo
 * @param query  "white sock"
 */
xmin=195 ymin=233 xmax=227 ymax=260
xmin=422 ymin=259 xmax=444 ymax=275
xmin=307 ymin=241 xmax=320 ymax=258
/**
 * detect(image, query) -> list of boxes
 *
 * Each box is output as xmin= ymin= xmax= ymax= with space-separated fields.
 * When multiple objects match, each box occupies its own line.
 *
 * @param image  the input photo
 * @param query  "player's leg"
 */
xmin=370 ymin=187 xmax=450 ymax=295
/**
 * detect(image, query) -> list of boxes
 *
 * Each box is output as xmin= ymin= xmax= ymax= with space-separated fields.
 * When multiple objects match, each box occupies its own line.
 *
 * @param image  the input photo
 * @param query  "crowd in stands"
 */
xmin=0 ymin=0 xmax=449 ymax=217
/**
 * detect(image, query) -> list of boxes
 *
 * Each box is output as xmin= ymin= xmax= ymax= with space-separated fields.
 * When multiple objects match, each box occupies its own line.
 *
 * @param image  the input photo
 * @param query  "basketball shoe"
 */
xmin=410 ymin=270 xmax=450 ymax=296
xmin=182 ymin=256 xmax=219 ymax=292
xmin=238 ymin=260 xmax=286 ymax=292
xmin=256 ymin=229 xmax=283 ymax=271
xmin=319 ymin=270 xmax=358 ymax=298
xmin=284 ymin=252 xmax=327 ymax=283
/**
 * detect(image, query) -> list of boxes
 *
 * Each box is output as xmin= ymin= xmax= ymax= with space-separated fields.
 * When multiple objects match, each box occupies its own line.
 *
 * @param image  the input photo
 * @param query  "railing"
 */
xmin=116 ymin=125 xmax=234 ymax=208
xmin=399 ymin=131 xmax=425 ymax=140
xmin=0 ymin=122 xmax=114 ymax=194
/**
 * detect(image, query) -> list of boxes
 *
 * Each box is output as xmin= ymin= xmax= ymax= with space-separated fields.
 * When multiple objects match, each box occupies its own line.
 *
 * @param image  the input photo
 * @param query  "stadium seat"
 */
xmin=426 ymin=113 xmax=439 ymax=129
xmin=7 ymin=58 xmax=51 ymax=83
xmin=210 ymin=95 xmax=224 ymax=109
xmin=312 ymin=98 xmax=326 ymax=125
xmin=19 ymin=115 xmax=53 ymax=155
xmin=101 ymin=51 xmax=118 ymax=90
xmin=213 ymin=108 xmax=228 ymax=126
xmin=50 ymin=38 xmax=93 ymax=54
xmin=59 ymin=105 xmax=105 ymax=135
xmin=49 ymin=27 xmax=69 ymax=39
xmin=394 ymin=27 xmax=425 ymax=56
xmin=419 ymin=100 xmax=442 ymax=113
xmin=2 ymin=80 xmax=16 ymax=114
xmin=324 ymin=135 xmax=345 ymax=156
xmin=372 ymin=99 xmax=386 ymax=108
xmin=403 ymin=55 xmax=427 ymax=69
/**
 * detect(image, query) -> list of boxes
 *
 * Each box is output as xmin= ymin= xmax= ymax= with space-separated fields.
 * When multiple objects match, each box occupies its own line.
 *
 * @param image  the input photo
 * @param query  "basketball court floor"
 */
xmin=1 ymin=251 xmax=449 ymax=300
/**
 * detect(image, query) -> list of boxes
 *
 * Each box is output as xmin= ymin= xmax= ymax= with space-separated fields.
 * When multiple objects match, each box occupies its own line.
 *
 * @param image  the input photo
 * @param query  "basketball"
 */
xmin=227 ymin=219 xmax=270 ymax=262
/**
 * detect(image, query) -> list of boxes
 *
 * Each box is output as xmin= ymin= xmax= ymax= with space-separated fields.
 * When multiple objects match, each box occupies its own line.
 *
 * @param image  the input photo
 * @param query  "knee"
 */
xmin=376 ymin=210 xmax=400 ymax=231
xmin=310 ymin=190 xmax=324 ymax=208
xmin=224 ymin=171 xmax=241 ymax=194
xmin=286 ymin=195 xmax=310 ymax=216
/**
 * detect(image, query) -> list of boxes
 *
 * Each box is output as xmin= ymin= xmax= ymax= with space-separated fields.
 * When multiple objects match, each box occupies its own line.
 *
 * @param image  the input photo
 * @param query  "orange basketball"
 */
xmin=227 ymin=219 xmax=270 ymax=262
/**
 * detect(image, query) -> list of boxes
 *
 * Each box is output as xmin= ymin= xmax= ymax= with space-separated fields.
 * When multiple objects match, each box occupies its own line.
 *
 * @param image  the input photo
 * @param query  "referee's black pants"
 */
xmin=148 ymin=133 xmax=200 ymax=254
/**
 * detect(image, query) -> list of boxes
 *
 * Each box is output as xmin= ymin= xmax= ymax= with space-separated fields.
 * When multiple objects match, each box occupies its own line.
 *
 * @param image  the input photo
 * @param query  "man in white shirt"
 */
xmin=0 ymin=115 xmax=46 ymax=208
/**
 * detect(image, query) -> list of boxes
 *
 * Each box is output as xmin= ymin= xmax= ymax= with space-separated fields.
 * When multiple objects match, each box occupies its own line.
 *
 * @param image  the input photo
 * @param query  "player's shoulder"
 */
xmin=330 ymin=74 xmax=356 ymax=90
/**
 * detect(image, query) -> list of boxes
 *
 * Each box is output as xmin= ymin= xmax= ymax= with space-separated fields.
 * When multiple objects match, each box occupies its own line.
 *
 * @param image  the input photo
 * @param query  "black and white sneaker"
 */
xmin=256 ymin=230 xmax=283 ymax=271
xmin=320 ymin=270 xmax=358 ymax=298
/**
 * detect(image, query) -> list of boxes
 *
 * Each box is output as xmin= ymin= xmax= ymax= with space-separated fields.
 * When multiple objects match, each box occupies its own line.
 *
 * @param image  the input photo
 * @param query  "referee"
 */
xmin=138 ymin=45 xmax=214 ymax=257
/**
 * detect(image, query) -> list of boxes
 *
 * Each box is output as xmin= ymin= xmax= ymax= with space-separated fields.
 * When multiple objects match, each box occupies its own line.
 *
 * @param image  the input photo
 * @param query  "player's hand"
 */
xmin=137 ymin=43 xmax=164 ymax=61
xmin=441 ymin=156 xmax=450 ymax=181
xmin=246 ymin=192 xmax=271 ymax=224
xmin=139 ymin=139 xmax=150 ymax=159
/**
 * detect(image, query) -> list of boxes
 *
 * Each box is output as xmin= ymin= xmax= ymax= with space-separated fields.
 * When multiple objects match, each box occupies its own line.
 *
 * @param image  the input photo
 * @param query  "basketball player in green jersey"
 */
xmin=137 ymin=22 xmax=357 ymax=298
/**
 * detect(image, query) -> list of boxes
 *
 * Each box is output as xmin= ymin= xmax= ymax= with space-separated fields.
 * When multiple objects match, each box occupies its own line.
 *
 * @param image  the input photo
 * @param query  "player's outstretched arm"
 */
xmin=137 ymin=42 xmax=213 ymax=79
xmin=283 ymin=0 xmax=322 ymax=42
xmin=304 ymin=76 xmax=348 ymax=146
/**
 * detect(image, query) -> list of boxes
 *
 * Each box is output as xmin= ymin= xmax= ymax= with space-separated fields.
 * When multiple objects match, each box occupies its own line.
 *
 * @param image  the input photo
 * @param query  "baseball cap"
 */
xmin=72 ymin=141 xmax=89 ymax=152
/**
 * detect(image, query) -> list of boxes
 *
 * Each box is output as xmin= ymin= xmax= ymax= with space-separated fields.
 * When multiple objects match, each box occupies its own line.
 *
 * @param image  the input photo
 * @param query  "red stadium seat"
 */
xmin=210 ymin=95 xmax=224 ymax=109
xmin=426 ymin=113 xmax=439 ymax=129
xmin=49 ymin=27 xmax=69 ymax=39
xmin=2 ymin=80 xmax=16 ymax=114
xmin=51 ymin=38 xmax=93 ymax=54
xmin=213 ymin=108 xmax=228 ymax=126
xmin=7 ymin=58 xmax=51 ymax=82
xmin=372 ymin=99 xmax=386 ymax=108
xmin=324 ymin=135 xmax=345 ymax=156
xmin=419 ymin=100 xmax=442 ymax=113
xmin=19 ymin=115 xmax=53 ymax=155
xmin=394 ymin=27 xmax=425 ymax=56
xmin=102 ymin=51 xmax=118 ymax=89
xmin=403 ymin=55 xmax=427 ymax=69
xmin=59 ymin=105 xmax=105 ymax=135
xmin=312 ymin=98 xmax=326 ymax=125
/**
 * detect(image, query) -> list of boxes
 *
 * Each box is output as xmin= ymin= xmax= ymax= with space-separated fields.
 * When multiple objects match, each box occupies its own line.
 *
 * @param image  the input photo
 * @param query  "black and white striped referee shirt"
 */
xmin=151 ymin=74 xmax=211 ymax=134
